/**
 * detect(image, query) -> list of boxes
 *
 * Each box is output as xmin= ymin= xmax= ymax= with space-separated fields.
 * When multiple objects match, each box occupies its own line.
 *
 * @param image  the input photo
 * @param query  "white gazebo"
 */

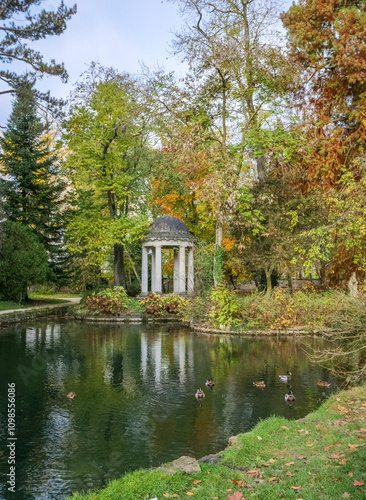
xmin=141 ymin=216 xmax=195 ymax=296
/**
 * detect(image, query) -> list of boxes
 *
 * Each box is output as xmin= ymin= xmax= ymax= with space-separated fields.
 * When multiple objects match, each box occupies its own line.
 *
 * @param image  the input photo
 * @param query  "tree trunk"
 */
xmin=256 ymin=155 xmax=266 ymax=182
xmin=114 ymin=243 xmax=126 ymax=288
xmin=213 ymin=208 xmax=224 ymax=287
xmin=265 ymin=269 xmax=272 ymax=296
xmin=286 ymin=274 xmax=293 ymax=294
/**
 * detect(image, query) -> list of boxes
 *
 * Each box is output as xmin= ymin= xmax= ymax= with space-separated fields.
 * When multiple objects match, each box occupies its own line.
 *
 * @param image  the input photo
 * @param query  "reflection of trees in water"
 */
xmin=0 ymin=322 xmax=338 ymax=499
xmin=306 ymin=329 xmax=366 ymax=386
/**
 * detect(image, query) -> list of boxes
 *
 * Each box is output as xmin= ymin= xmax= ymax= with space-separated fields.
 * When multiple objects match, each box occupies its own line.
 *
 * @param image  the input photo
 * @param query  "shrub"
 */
xmin=140 ymin=293 xmax=190 ymax=318
xmin=0 ymin=222 xmax=49 ymax=303
xmin=84 ymin=286 xmax=131 ymax=315
xmin=209 ymin=285 xmax=241 ymax=328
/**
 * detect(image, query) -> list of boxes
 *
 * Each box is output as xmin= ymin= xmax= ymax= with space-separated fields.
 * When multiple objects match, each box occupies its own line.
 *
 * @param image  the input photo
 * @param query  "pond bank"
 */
xmin=0 ymin=302 xmax=77 ymax=327
xmin=68 ymin=385 xmax=366 ymax=500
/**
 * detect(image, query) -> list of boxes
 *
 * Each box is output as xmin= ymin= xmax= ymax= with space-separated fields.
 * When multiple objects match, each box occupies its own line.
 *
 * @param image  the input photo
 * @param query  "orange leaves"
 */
xmin=222 ymin=238 xmax=235 ymax=251
xmin=353 ymin=479 xmax=364 ymax=486
xmin=226 ymin=492 xmax=244 ymax=500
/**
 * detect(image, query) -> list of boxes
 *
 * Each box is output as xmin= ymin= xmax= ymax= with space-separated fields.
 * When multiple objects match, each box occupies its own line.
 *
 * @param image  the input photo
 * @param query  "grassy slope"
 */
xmin=68 ymin=386 xmax=366 ymax=500
xmin=0 ymin=294 xmax=80 ymax=311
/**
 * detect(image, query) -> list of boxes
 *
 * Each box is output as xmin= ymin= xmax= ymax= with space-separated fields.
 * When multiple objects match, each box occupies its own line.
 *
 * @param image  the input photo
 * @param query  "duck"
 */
xmin=317 ymin=379 xmax=331 ymax=388
xmin=195 ymin=388 xmax=205 ymax=399
xmin=205 ymin=379 xmax=215 ymax=387
xmin=279 ymin=371 xmax=292 ymax=382
xmin=285 ymin=389 xmax=295 ymax=402
xmin=253 ymin=381 xmax=266 ymax=388
xmin=67 ymin=392 xmax=77 ymax=400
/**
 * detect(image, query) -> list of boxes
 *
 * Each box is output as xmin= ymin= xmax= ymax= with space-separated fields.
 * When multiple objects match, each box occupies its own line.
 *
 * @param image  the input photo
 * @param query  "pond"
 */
xmin=0 ymin=321 xmax=337 ymax=500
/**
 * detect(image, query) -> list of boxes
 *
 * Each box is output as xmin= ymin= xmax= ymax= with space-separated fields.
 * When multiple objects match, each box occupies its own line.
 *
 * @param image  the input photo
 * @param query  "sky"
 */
xmin=0 ymin=0 xmax=187 ymax=124
xmin=0 ymin=0 xmax=293 ymax=126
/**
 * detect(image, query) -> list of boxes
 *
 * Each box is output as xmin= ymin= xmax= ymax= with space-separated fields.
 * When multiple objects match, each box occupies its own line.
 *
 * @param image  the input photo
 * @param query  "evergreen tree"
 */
xmin=0 ymin=221 xmax=49 ymax=302
xmin=0 ymin=79 xmax=66 ymax=281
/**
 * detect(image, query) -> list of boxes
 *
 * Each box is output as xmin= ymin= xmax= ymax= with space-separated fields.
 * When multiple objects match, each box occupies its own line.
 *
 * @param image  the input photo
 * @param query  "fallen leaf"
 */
xmin=285 ymin=462 xmax=295 ymax=466
xmin=329 ymin=453 xmax=345 ymax=459
xmin=282 ymin=426 xmax=289 ymax=430
xmin=338 ymin=405 xmax=347 ymax=412
xmin=338 ymin=459 xmax=348 ymax=464
xmin=306 ymin=444 xmax=314 ymax=447
xmin=285 ymin=472 xmax=293 ymax=476
xmin=324 ymin=446 xmax=330 ymax=452
xmin=308 ymin=472 xmax=316 ymax=476
xmin=257 ymin=436 xmax=262 ymax=440
xmin=233 ymin=481 xmax=244 ymax=487
xmin=295 ymin=455 xmax=307 ymax=460
xmin=254 ymin=479 xmax=264 ymax=483
xmin=348 ymin=443 xmax=361 ymax=451
xmin=332 ymin=478 xmax=343 ymax=482
xmin=191 ymin=480 xmax=201 ymax=485
xmin=207 ymin=471 xmax=210 ymax=474
xmin=226 ymin=492 xmax=244 ymax=500
xmin=337 ymin=397 xmax=341 ymax=401
xmin=268 ymin=477 xmax=278 ymax=483
xmin=354 ymin=479 xmax=364 ymax=486
xmin=291 ymin=486 xmax=302 ymax=493
xmin=267 ymin=459 xmax=276 ymax=464
xmin=247 ymin=470 xmax=261 ymax=477
xmin=362 ymin=402 xmax=366 ymax=407
xmin=342 ymin=494 xmax=350 ymax=499
xmin=348 ymin=472 xmax=354 ymax=477
xmin=163 ymin=494 xmax=170 ymax=498
xmin=186 ymin=493 xmax=194 ymax=496
xmin=359 ymin=428 xmax=366 ymax=433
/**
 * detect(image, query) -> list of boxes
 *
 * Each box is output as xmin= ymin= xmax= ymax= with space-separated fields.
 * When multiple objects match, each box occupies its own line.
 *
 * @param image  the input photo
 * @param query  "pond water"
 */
xmin=0 ymin=321 xmax=337 ymax=500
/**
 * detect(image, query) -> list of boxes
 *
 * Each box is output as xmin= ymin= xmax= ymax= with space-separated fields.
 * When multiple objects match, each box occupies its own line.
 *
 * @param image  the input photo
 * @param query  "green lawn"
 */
xmin=68 ymin=385 xmax=366 ymax=500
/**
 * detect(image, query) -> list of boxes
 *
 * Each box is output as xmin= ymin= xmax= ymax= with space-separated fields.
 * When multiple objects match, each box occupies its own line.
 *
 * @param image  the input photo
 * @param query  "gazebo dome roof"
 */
xmin=144 ymin=216 xmax=195 ymax=243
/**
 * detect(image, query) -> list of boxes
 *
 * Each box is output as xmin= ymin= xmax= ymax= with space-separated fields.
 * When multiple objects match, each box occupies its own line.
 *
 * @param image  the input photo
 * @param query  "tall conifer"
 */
xmin=0 ymin=78 xmax=66 ymax=280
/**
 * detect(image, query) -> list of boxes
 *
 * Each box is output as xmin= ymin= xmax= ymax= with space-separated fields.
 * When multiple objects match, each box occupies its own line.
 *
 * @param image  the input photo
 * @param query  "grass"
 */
xmin=0 ymin=293 xmax=80 ymax=312
xmin=188 ymin=288 xmax=366 ymax=332
xmin=68 ymin=385 xmax=366 ymax=500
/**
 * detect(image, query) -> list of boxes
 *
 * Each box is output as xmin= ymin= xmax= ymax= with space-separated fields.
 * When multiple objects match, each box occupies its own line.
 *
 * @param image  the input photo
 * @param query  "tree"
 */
xmin=281 ymin=0 xmax=366 ymax=284
xmin=161 ymin=0 xmax=294 ymax=284
xmin=0 ymin=221 xmax=49 ymax=302
xmin=63 ymin=68 xmax=152 ymax=288
xmin=0 ymin=0 xmax=76 ymax=102
xmin=0 ymin=78 xmax=66 ymax=279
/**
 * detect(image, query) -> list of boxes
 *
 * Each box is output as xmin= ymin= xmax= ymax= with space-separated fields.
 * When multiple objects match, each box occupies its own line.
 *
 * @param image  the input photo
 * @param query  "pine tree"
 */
xmin=0 ymin=79 xmax=66 ymax=281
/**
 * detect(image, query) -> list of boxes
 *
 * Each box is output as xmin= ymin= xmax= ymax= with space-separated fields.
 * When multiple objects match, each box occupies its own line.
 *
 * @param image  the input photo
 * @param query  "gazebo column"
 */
xmin=188 ymin=246 xmax=194 ymax=294
xmin=151 ymin=247 xmax=156 ymax=292
xmin=141 ymin=246 xmax=148 ymax=295
xmin=173 ymin=249 xmax=179 ymax=293
xmin=155 ymin=244 xmax=162 ymax=294
xmin=178 ymin=245 xmax=186 ymax=293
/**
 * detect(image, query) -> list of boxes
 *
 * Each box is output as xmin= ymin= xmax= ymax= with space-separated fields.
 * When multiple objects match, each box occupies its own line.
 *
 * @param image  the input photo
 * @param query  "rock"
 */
xmin=155 ymin=467 xmax=177 ymax=475
xmin=171 ymin=456 xmax=201 ymax=474
xmin=228 ymin=435 xmax=239 ymax=446
xmin=198 ymin=453 xmax=223 ymax=465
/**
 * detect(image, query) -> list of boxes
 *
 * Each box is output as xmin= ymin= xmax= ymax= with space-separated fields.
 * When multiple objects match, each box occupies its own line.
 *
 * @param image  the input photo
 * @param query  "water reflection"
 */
xmin=0 ymin=322 xmax=336 ymax=500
